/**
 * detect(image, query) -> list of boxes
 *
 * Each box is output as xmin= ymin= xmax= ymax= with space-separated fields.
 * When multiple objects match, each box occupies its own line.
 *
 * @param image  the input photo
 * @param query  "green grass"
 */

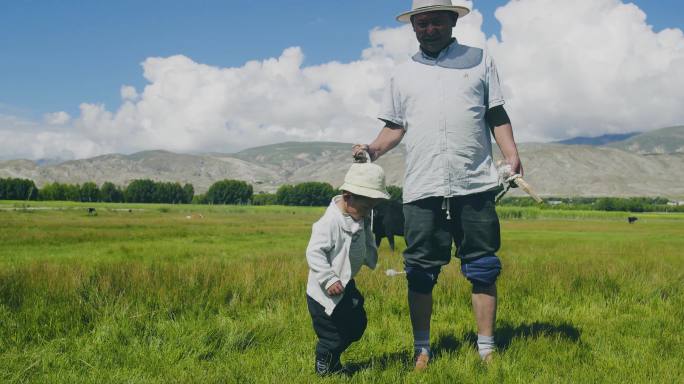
xmin=1 ymin=202 xmax=683 ymax=383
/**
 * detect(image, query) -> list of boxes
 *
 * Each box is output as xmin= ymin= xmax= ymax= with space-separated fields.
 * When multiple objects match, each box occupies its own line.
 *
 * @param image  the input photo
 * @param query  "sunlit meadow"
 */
xmin=1 ymin=201 xmax=682 ymax=383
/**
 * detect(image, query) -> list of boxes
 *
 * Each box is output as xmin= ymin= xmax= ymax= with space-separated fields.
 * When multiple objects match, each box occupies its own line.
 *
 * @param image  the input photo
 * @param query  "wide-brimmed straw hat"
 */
xmin=397 ymin=0 xmax=471 ymax=23
xmin=339 ymin=163 xmax=390 ymax=200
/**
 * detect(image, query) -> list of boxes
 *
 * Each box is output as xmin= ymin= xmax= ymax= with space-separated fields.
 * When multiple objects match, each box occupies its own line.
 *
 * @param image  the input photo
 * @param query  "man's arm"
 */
xmin=353 ymin=121 xmax=405 ymax=162
xmin=486 ymin=106 xmax=523 ymax=176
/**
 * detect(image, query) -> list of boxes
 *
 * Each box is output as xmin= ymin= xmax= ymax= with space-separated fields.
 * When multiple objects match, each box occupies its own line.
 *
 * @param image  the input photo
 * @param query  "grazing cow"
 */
xmin=87 ymin=207 xmax=97 ymax=216
xmin=627 ymin=216 xmax=638 ymax=224
xmin=372 ymin=200 xmax=405 ymax=252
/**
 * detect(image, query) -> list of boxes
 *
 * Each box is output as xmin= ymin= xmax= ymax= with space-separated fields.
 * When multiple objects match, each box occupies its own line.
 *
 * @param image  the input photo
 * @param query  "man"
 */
xmin=353 ymin=0 xmax=523 ymax=370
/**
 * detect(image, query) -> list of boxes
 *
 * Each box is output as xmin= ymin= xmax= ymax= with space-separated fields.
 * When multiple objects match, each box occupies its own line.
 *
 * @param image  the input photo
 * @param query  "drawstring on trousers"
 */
xmin=442 ymin=197 xmax=452 ymax=220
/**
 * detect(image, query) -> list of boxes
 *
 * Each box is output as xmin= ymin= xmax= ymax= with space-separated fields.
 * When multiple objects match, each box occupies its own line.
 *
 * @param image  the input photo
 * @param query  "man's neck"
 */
xmin=420 ymin=38 xmax=456 ymax=58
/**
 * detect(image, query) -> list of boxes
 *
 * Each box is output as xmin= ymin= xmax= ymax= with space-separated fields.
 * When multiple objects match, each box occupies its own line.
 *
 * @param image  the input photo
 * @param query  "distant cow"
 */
xmin=87 ymin=207 xmax=97 ymax=216
xmin=627 ymin=216 xmax=638 ymax=224
xmin=372 ymin=200 xmax=405 ymax=252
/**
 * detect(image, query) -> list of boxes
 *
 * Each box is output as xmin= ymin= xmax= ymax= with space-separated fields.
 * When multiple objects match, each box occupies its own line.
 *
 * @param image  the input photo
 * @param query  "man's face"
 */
xmin=411 ymin=11 xmax=457 ymax=55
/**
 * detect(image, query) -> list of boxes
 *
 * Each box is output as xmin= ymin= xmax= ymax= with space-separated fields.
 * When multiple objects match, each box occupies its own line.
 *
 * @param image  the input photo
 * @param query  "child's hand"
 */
xmin=327 ymin=281 xmax=344 ymax=296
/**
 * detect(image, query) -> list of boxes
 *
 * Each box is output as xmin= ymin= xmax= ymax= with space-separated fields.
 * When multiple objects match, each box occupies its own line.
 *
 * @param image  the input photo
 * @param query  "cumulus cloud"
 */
xmin=1 ymin=0 xmax=683 ymax=159
xmin=120 ymin=85 xmax=139 ymax=101
xmin=51 ymin=6 xmax=487 ymax=157
xmin=0 ymin=114 xmax=104 ymax=160
xmin=43 ymin=111 xmax=71 ymax=125
xmin=488 ymin=0 xmax=684 ymax=141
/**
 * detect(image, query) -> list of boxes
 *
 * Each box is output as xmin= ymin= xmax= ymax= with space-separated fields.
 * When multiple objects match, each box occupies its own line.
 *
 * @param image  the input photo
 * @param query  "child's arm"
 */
xmin=306 ymin=221 xmax=341 ymax=292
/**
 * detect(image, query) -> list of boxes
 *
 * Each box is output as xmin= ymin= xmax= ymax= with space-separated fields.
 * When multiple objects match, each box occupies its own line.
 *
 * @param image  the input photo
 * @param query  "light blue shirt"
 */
xmin=378 ymin=39 xmax=505 ymax=203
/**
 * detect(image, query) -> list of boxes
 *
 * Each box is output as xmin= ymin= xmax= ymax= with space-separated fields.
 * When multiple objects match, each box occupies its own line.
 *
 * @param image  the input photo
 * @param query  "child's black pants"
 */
xmin=306 ymin=279 xmax=367 ymax=359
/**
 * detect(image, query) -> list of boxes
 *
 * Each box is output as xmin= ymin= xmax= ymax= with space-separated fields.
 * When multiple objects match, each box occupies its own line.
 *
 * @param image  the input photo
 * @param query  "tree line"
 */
xmin=4 ymin=176 xmax=681 ymax=212
xmin=6 ymin=179 xmax=195 ymax=204
xmin=499 ymin=196 xmax=684 ymax=213
xmin=0 ymin=177 xmax=401 ymax=206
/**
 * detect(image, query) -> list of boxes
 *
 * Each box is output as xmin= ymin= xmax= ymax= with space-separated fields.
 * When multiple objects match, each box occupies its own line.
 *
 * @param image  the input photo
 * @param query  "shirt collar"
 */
xmin=415 ymin=38 xmax=457 ymax=63
xmin=412 ymin=38 xmax=483 ymax=69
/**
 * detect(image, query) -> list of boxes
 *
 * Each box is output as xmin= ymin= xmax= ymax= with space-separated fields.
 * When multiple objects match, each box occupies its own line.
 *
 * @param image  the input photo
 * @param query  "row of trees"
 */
xmin=0 ymin=178 xmax=194 ymax=204
xmin=0 ymin=178 xmax=39 ymax=200
xmin=123 ymin=180 xmax=194 ymax=204
xmin=252 ymin=183 xmax=403 ymax=206
xmin=186 ymin=181 xmax=401 ymax=206
xmin=594 ymin=197 xmax=674 ymax=212
xmin=42 ymin=180 xmax=195 ymax=204
xmin=41 ymin=182 xmax=122 ymax=202
xmin=0 ymin=178 xmax=353 ymax=206
xmin=499 ymin=196 xmax=683 ymax=212
xmin=5 ymin=176 xmax=680 ymax=212
xmin=194 ymin=180 xmax=253 ymax=205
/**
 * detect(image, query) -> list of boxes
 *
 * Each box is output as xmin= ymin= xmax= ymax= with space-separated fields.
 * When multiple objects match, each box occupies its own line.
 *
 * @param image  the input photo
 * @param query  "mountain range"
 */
xmin=1 ymin=126 xmax=683 ymax=198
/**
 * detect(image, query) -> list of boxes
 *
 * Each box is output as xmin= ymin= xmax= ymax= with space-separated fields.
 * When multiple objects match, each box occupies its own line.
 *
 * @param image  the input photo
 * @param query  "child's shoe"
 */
xmin=315 ymin=353 xmax=343 ymax=376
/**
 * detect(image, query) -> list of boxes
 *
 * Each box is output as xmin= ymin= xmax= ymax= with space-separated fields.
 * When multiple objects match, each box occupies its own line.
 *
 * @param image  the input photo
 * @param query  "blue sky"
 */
xmin=1 ymin=0 xmax=681 ymax=120
xmin=1 ymin=0 xmax=683 ymax=159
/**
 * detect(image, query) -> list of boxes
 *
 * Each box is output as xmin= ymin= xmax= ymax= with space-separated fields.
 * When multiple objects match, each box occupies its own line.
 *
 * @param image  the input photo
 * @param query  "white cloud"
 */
xmin=488 ymin=0 xmax=684 ymax=141
xmin=58 ymin=8 xmax=489 ymax=157
xmin=1 ymin=0 xmax=683 ymax=159
xmin=43 ymin=111 xmax=71 ymax=125
xmin=120 ymin=85 xmax=139 ymax=101
xmin=0 ymin=114 xmax=104 ymax=160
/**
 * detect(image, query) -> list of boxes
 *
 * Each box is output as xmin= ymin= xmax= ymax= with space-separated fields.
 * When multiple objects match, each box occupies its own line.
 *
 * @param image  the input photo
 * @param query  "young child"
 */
xmin=305 ymin=162 xmax=390 ymax=376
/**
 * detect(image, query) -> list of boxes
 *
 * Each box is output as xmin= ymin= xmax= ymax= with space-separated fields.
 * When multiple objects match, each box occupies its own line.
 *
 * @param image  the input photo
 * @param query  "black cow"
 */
xmin=372 ymin=200 xmax=405 ymax=252
xmin=627 ymin=216 xmax=638 ymax=224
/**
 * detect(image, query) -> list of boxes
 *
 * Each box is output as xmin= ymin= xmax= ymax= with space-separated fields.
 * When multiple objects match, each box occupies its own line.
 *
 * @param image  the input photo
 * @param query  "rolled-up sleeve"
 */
xmin=485 ymin=54 xmax=505 ymax=109
xmin=306 ymin=221 xmax=338 ymax=289
xmin=377 ymin=75 xmax=405 ymax=127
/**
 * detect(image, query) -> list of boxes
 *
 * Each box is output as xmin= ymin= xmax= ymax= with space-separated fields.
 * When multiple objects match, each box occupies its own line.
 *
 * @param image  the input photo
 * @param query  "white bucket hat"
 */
xmin=339 ymin=163 xmax=390 ymax=200
xmin=397 ymin=0 xmax=471 ymax=23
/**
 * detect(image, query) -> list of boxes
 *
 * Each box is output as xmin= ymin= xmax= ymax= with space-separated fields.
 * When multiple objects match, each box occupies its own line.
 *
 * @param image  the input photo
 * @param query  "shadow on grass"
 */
xmin=432 ymin=333 xmax=471 ymax=357
xmin=345 ymin=351 xmax=410 ymax=376
xmin=345 ymin=322 xmax=580 ymax=375
xmin=494 ymin=321 xmax=581 ymax=350
xmin=432 ymin=321 xmax=581 ymax=357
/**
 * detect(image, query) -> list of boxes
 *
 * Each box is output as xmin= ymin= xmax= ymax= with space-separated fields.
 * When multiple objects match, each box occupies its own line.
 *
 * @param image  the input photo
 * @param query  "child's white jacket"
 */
xmin=306 ymin=196 xmax=378 ymax=315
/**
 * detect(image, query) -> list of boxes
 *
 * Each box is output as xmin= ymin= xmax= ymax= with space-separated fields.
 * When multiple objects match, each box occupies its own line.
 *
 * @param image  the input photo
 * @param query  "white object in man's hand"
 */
xmin=496 ymin=160 xmax=543 ymax=203
xmin=385 ymin=269 xmax=407 ymax=277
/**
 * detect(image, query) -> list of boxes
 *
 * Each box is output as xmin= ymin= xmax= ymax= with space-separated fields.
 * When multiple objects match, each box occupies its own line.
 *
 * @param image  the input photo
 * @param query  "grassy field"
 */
xmin=1 ymin=201 xmax=683 ymax=383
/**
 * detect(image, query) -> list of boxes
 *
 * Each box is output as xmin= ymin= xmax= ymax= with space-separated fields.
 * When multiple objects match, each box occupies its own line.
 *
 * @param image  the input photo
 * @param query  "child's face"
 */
xmin=345 ymin=194 xmax=381 ymax=218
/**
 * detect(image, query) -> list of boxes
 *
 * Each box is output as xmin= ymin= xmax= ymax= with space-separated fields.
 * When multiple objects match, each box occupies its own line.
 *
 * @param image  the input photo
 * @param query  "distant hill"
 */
xmin=0 ymin=150 xmax=283 ymax=194
xmin=221 ymin=141 xmax=406 ymax=188
xmin=554 ymin=132 xmax=640 ymax=146
xmin=2 ymin=131 xmax=684 ymax=197
xmin=503 ymin=143 xmax=684 ymax=197
xmin=607 ymin=126 xmax=684 ymax=154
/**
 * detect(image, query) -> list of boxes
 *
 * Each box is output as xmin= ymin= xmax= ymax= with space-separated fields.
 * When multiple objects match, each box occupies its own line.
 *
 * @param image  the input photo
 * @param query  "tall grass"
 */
xmin=1 ymin=203 xmax=683 ymax=383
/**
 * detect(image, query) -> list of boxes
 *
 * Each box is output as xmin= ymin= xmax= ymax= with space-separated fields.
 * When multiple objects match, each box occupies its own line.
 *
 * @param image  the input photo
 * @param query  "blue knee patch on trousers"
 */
xmin=405 ymin=266 xmax=441 ymax=294
xmin=460 ymin=255 xmax=501 ymax=287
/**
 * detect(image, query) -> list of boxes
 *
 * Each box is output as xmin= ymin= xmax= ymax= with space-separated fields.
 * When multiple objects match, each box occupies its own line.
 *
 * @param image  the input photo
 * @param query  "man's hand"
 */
xmin=327 ymin=281 xmax=344 ymax=296
xmin=506 ymin=156 xmax=524 ymax=178
xmin=352 ymin=144 xmax=371 ymax=162
xmin=491 ymin=122 xmax=523 ymax=178
xmin=352 ymin=124 xmax=405 ymax=163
